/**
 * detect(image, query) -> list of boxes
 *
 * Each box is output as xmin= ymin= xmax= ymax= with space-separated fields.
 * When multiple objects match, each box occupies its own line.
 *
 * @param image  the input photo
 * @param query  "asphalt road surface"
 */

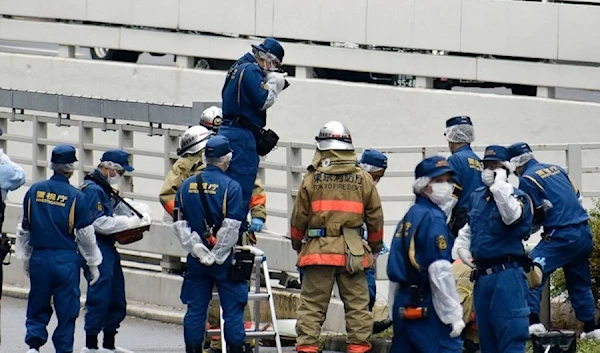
xmin=1 ymin=296 xmax=307 ymax=353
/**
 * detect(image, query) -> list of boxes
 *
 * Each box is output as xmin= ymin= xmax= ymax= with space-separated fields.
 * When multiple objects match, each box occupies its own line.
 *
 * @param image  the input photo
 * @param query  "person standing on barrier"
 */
xmin=452 ymin=145 xmax=535 ymax=353
xmin=507 ymin=142 xmax=600 ymax=339
xmin=171 ymin=135 xmax=249 ymax=353
xmin=387 ymin=156 xmax=464 ymax=353
xmin=290 ymin=121 xmax=383 ymax=353
xmin=80 ymin=149 xmax=151 ymax=353
xmin=219 ymin=38 xmax=287 ymax=236
xmin=0 ymin=127 xmax=27 ymax=344
xmin=358 ymin=149 xmax=392 ymax=334
xmin=15 ymin=144 xmax=103 ymax=353
xmin=444 ymin=116 xmax=484 ymax=237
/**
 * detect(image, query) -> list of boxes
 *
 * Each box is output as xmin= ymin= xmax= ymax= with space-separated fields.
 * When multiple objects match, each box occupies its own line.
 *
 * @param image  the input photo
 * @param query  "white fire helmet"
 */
xmin=199 ymin=106 xmax=223 ymax=133
xmin=177 ymin=126 xmax=212 ymax=156
xmin=315 ymin=121 xmax=354 ymax=151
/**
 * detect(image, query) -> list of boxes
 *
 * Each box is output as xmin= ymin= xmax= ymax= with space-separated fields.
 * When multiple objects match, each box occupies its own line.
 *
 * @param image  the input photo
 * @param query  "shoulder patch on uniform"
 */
xmin=436 ymin=235 xmax=448 ymax=250
xmin=96 ymin=202 xmax=103 ymax=212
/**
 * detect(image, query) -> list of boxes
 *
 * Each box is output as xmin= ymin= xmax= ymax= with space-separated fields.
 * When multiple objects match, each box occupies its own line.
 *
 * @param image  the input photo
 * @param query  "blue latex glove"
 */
xmin=249 ymin=218 xmax=264 ymax=233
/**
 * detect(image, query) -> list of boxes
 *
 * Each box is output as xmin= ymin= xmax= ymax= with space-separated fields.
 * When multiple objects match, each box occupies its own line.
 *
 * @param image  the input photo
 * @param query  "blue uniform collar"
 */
xmin=521 ymin=158 xmax=539 ymax=174
xmin=50 ymin=173 xmax=71 ymax=183
xmin=415 ymin=195 xmax=444 ymax=213
xmin=241 ymin=52 xmax=258 ymax=65
xmin=90 ymin=168 xmax=109 ymax=182
xmin=454 ymin=144 xmax=472 ymax=154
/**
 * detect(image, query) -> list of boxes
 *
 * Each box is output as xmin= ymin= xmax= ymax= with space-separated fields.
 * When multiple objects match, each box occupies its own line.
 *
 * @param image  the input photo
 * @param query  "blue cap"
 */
xmin=101 ymin=149 xmax=134 ymax=172
xmin=446 ymin=116 xmax=473 ymax=128
xmin=483 ymin=145 xmax=509 ymax=162
xmin=252 ymin=38 xmax=285 ymax=62
xmin=205 ymin=135 xmax=232 ymax=158
xmin=51 ymin=144 xmax=78 ymax=164
xmin=508 ymin=142 xmax=532 ymax=160
xmin=360 ymin=149 xmax=388 ymax=169
xmin=415 ymin=156 xmax=454 ymax=179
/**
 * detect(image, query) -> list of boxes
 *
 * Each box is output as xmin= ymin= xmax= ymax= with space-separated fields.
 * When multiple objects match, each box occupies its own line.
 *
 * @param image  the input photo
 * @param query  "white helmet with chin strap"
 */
xmin=199 ymin=106 xmax=223 ymax=133
xmin=177 ymin=126 xmax=212 ymax=156
xmin=315 ymin=121 xmax=354 ymax=151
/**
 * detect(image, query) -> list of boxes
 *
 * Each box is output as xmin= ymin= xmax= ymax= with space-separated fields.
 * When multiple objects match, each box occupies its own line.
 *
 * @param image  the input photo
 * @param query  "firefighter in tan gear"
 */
xmin=158 ymin=107 xmax=266 ymax=353
xmin=452 ymin=260 xmax=479 ymax=353
xmin=291 ymin=121 xmax=384 ymax=353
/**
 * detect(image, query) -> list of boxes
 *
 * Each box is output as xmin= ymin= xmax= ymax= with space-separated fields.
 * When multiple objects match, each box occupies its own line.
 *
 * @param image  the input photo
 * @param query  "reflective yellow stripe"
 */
xmin=69 ymin=198 xmax=76 ymax=234
xmin=524 ymin=175 xmax=545 ymax=191
xmin=222 ymin=187 xmax=228 ymax=217
xmin=27 ymin=199 xmax=31 ymax=224
xmin=568 ymin=176 xmax=579 ymax=194
xmin=408 ymin=234 xmax=421 ymax=272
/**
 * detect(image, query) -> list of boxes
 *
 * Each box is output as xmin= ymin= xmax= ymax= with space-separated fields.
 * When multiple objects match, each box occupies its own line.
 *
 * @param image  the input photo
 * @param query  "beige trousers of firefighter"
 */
xmin=295 ymin=265 xmax=373 ymax=353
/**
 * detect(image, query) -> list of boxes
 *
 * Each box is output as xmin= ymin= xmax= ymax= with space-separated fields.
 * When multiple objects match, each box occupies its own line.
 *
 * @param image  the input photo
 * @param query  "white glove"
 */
xmin=450 ymin=320 xmax=466 ymax=338
xmin=457 ymin=248 xmax=475 ymax=268
xmin=141 ymin=212 xmax=152 ymax=225
xmin=192 ymin=243 xmax=216 ymax=266
xmin=501 ymin=161 xmax=516 ymax=175
xmin=89 ymin=265 xmax=100 ymax=286
xmin=542 ymin=199 xmax=553 ymax=211
xmin=482 ymin=169 xmax=495 ymax=187
xmin=125 ymin=215 xmax=142 ymax=229
xmin=23 ymin=259 xmax=30 ymax=277
xmin=265 ymin=72 xmax=287 ymax=93
xmin=494 ymin=168 xmax=508 ymax=184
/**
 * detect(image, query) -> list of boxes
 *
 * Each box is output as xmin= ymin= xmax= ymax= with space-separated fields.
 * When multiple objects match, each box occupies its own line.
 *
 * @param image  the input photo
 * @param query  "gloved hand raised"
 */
xmin=0 ymin=149 xmax=9 ymax=164
xmin=450 ymin=320 xmax=466 ymax=338
xmin=265 ymin=72 xmax=287 ymax=94
xmin=493 ymin=168 xmax=508 ymax=184
xmin=89 ymin=265 xmax=100 ymax=286
xmin=249 ymin=218 xmax=264 ymax=233
xmin=141 ymin=212 xmax=152 ymax=225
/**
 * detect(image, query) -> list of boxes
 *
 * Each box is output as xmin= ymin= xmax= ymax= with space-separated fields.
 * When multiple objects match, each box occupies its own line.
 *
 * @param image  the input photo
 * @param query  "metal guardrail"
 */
xmin=0 ymin=89 xmax=599 ymax=283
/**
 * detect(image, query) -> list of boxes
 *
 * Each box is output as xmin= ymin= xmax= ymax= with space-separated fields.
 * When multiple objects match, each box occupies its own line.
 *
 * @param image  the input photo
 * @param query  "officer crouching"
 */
xmin=171 ymin=135 xmax=248 ymax=353
xmin=452 ymin=145 xmax=536 ymax=353
xmin=387 ymin=156 xmax=465 ymax=353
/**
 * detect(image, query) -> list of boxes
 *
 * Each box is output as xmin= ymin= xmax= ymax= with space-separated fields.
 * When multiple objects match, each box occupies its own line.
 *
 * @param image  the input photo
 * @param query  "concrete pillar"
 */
xmin=175 ymin=56 xmax=194 ymax=69
xmin=31 ymin=116 xmax=48 ymax=182
xmin=536 ymin=86 xmax=556 ymax=99
xmin=295 ymin=66 xmax=315 ymax=79
xmin=415 ymin=77 xmax=434 ymax=89
xmin=58 ymin=45 xmax=76 ymax=58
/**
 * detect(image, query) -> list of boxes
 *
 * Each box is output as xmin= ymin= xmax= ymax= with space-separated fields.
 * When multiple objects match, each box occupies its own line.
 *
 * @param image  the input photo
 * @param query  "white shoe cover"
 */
xmin=26 ymin=349 xmax=40 ymax=353
xmin=581 ymin=329 xmax=600 ymax=340
xmin=80 ymin=348 xmax=100 ymax=353
xmin=529 ymin=323 xmax=547 ymax=335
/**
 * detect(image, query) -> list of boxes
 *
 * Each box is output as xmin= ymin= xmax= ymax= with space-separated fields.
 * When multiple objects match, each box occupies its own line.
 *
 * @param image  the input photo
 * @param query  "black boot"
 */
xmin=228 ymin=344 xmax=246 ymax=353
xmin=186 ymin=344 xmax=204 ymax=353
xmin=373 ymin=318 xmax=393 ymax=334
xmin=103 ymin=331 xmax=116 ymax=350
xmin=85 ymin=334 xmax=99 ymax=349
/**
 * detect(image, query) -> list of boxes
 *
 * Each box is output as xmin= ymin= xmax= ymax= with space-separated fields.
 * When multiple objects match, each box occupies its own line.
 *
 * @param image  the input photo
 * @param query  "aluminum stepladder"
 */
xmin=206 ymin=246 xmax=283 ymax=353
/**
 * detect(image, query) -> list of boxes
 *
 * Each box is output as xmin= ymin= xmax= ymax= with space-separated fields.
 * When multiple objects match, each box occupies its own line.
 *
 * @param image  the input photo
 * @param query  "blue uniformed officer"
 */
xmin=444 ymin=116 xmax=484 ymax=236
xmin=171 ymin=135 xmax=248 ymax=353
xmin=388 ymin=156 xmax=464 ymax=353
xmin=15 ymin=144 xmax=103 ymax=353
xmin=453 ymin=145 xmax=534 ymax=353
xmin=358 ymin=149 xmax=391 ymax=332
xmin=80 ymin=149 xmax=150 ymax=353
xmin=508 ymin=142 xmax=600 ymax=338
xmin=219 ymin=38 xmax=287 ymax=235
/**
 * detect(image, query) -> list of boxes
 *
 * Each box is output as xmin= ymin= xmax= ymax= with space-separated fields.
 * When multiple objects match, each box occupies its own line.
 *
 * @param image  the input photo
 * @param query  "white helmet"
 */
xmin=177 ymin=126 xmax=212 ymax=156
xmin=315 ymin=121 xmax=354 ymax=151
xmin=199 ymin=106 xmax=223 ymax=132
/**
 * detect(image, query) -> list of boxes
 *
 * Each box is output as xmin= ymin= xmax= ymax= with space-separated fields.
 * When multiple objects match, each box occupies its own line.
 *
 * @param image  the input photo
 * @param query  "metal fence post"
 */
xmin=0 ymin=116 xmax=7 ymax=152
xmin=567 ymin=144 xmax=583 ymax=191
xmin=161 ymin=130 xmax=183 ymax=273
xmin=78 ymin=120 xmax=94 ymax=181
xmin=31 ymin=116 xmax=48 ymax=182
xmin=118 ymin=126 xmax=134 ymax=194
xmin=286 ymin=144 xmax=303 ymax=221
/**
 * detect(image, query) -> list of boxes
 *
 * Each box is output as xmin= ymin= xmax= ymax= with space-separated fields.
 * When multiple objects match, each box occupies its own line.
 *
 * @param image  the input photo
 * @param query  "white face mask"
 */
xmin=107 ymin=175 xmax=123 ymax=186
xmin=428 ymin=182 xmax=454 ymax=206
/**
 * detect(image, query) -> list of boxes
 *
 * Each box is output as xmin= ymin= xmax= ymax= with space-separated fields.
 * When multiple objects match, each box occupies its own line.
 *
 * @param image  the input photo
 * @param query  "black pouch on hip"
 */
xmin=256 ymin=128 xmax=279 ymax=156
xmin=0 ymin=235 xmax=11 ymax=264
xmin=228 ymin=249 xmax=255 ymax=281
